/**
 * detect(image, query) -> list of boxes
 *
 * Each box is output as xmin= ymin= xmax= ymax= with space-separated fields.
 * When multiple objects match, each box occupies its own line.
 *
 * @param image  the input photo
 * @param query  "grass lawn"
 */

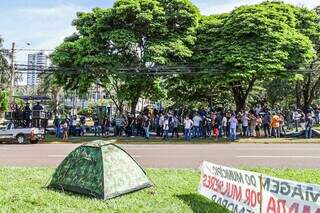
xmin=1 ymin=168 xmax=320 ymax=213
xmin=44 ymin=134 xmax=320 ymax=144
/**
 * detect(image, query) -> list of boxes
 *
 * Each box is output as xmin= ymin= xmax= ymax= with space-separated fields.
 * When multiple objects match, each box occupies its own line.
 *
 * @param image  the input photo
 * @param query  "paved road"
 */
xmin=1 ymin=143 xmax=320 ymax=168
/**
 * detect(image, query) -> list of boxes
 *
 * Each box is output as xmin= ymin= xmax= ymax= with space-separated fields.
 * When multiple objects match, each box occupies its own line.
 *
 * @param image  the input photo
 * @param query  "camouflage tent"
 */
xmin=47 ymin=140 xmax=152 ymax=199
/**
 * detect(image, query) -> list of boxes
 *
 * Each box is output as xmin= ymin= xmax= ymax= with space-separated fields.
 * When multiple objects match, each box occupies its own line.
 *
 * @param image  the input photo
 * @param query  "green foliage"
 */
xmin=1 ymin=167 xmax=320 ymax=212
xmin=50 ymin=1 xmax=320 ymax=111
xmin=191 ymin=1 xmax=318 ymax=111
xmin=0 ymin=168 xmax=228 ymax=213
xmin=78 ymin=100 xmax=109 ymax=117
xmin=0 ymin=37 xmax=9 ymax=90
xmin=0 ymin=90 xmax=9 ymax=112
xmin=51 ymin=0 xmax=200 ymax=113
xmin=263 ymin=77 xmax=294 ymax=108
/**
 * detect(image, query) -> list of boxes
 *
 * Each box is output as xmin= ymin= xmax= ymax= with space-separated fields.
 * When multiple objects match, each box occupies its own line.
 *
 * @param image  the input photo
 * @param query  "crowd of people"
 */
xmin=54 ymin=105 xmax=320 ymax=141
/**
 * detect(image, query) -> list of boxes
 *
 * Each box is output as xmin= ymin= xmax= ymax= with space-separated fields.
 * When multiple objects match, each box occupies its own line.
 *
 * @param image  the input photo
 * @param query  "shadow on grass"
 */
xmin=176 ymin=193 xmax=230 ymax=213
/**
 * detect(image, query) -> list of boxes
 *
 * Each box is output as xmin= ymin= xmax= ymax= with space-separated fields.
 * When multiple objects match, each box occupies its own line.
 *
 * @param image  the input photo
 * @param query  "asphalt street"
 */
xmin=1 ymin=143 xmax=320 ymax=168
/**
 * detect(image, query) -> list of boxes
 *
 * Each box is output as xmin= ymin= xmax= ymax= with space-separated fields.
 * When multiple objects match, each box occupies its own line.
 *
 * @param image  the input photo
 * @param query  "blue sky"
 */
xmin=0 ymin=0 xmax=319 ymax=63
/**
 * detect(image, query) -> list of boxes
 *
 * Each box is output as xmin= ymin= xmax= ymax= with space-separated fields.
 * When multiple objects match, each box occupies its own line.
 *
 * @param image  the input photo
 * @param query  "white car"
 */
xmin=0 ymin=123 xmax=45 ymax=144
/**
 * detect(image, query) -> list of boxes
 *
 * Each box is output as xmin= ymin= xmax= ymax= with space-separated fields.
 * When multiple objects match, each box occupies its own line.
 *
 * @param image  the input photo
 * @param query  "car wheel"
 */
xmin=16 ymin=134 xmax=26 ymax=144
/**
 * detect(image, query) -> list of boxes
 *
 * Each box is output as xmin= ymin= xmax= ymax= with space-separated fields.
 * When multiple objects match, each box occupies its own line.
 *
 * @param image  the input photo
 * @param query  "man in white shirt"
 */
xmin=222 ymin=115 xmax=228 ymax=136
xmin=184 ymin=116 xmax=193 ymax=141
xmin=193 ymin=114 xmax=202 ymax=138
xmin=293 ymin=110 xmax=301 ymax=132
xmin=159 ymin=114 xmax=165 ymax=137
xmin=163 ymin=115 xmax=170 ymax=140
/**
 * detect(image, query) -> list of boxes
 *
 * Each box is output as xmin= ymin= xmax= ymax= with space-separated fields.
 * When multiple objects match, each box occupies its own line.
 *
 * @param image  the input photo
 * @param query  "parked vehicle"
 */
xmin=0 ymin=122 xmax=45 ymax=144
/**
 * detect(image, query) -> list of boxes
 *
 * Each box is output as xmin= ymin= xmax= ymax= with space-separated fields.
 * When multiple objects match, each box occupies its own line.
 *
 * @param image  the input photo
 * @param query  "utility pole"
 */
xmin=9 ymin=42 xmax=15 ymax=101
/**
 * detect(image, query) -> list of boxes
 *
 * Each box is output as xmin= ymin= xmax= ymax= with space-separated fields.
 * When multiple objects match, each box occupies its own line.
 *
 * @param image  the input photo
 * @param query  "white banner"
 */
xmin=199 ymin=161 xmax=262 ymax=213
xmin=262 ymin=175 xmax=320 ymax=213
xmin=198 ymin=161 xmax=320 ymax=213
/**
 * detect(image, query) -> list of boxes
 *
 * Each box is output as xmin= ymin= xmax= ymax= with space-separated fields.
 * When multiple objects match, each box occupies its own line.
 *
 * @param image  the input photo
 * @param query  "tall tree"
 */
xmin=294 ymin=6 xmax=320 ymax=111
xmin=51 ymin=0 xmax=199 ymax=114
xmin=0 ymin=37 xmax=9 ymax=112
xmin=195 ymin=2 xmax=316 ymax=111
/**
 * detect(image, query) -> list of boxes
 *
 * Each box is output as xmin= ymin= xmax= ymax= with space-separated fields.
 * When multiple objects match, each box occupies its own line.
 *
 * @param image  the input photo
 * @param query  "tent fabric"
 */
xmin=48 ymin=140 xmax=152 ymax=200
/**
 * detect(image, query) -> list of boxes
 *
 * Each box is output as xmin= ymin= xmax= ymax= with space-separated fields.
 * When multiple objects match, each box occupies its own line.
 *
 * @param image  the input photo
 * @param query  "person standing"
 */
xmin=300 ymin=112 xmax=306 ymax=132
xmin=23 ymin=103 xmax=31 ymax=128
xmin=114 ymin=115 xmax=122 ymax=137
xmin=279 ymin=113 xmax=286 ymax=136
xmin=262 ymin=112 xmax=271 ymax=137
xmin=53 ymin=116 xmax=60 ymax=138
xmin=222 ymin=114 xmax=228 ymax=137
xmin=293 ymin=110 xmax=301 ymax=132
xmin=62 ymin=121 xmax=69 ymax=142
xmin=163 ymin=115 xmax=170 ymax=140
xmin=80 ymin=115 xmax=86 ymax=137
xmin=184 ymin=116 xmax=193 ymax=141
xmin=155 ymin=114 xmax=161 ymax=136
xmin=213 ymin=116 xmax=219 ymax=140
xmin=255 ymin=115 xmax=262 ymax=137
xmin=193 ymin=113 xmax=202 ymax=138
xmin=285 ymin=110 xmax=292 ymax=130
xmin=241 ymin=112 xmax=249 ymax=137
xmin=143 ymin=115 xmax=151 ymax=139
xmin=171 ymin=115 xmax=179 ymax=138
xmin=93 ymin=116 xmax=100 ymax=137
xmin=271 ymin=112 xmax=280 ymax=138
xmin=159 ymin=114 xmax=165 ymax=137
xmin=202 ymin=116 xmax=209 ymax=138
xmin=216 ymin=112 xmax=223 ymax=138
xmin=136 ymin=115 xmax=143 ymax=137
xmin=229 ymin=113 xmax=238 ymax=142
xmin=249 ymin=113 xmax=257 ymax=137
xmin=305 ymin=113 xmax=314 ymax=139
xmin=72 ymin=115 xmax=77 ymax=136
xmin=125 ymin=114 xmax=134 ymax=137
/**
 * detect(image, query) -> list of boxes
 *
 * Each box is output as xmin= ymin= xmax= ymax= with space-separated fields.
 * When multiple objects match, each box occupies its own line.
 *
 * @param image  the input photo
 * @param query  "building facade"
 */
xmin=27 ymin=51 xmax=48 ymax=86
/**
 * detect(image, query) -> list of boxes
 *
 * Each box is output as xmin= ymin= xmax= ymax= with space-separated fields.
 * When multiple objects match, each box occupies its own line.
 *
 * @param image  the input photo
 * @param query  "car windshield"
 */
xmin=7 ymin=123 xmax=13 ymax=130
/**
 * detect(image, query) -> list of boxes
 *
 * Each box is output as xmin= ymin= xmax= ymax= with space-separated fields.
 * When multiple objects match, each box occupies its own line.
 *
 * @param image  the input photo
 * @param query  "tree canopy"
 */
xmin=51 ymin=0 xmax=200 ymax=113
xmin=194 ymin=1 xmax=318 ymax=111
xmin=51 ymin=1 xmax=320 ymax=113
xmin=0 ymin=37 xmax=9 ymax=112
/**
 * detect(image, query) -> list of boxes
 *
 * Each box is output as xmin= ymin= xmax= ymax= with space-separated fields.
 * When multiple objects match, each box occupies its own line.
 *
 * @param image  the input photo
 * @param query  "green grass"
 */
xmin=1 ymin=168 xmax=320 ymax=213
xmin=44 ymin=134 xmax=320 ymax=144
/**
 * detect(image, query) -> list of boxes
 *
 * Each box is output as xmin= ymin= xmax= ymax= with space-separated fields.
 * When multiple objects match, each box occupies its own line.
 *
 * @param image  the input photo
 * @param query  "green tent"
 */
xmin=47 ymin=140 xmax=153 ymax=199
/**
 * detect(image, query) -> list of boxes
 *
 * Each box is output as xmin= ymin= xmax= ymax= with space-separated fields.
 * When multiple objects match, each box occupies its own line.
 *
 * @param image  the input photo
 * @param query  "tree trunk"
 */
xmin=118 ymin=102 xmax=124 ymax=115
xmin=130 ymin=96 xmax=139 ymax=115
xmin=302 ymin=75 xmax=320 ymax=113
xmin=232 ymin=86 xmax=247 ymax=112
xmin=302 ymin=73 xmax=311 ymax=113
xmin=295 ymin=82 xmax=302 ymax=110
xmin=231 ymin=79 xmax=255 ymax=112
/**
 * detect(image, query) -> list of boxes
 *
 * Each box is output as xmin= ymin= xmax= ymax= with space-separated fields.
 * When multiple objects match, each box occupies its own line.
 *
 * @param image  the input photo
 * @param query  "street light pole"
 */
xmin=9 ymin=42 xmax=16 ymax=101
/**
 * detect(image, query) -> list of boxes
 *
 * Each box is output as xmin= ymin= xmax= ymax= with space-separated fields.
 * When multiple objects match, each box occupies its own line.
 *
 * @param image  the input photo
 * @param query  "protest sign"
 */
xmin=262 ymin=175 xmax=320 ymax=213
xmin=198 ymin=161 xmax=262 ymax=213
xmin=199 ymin=162 xmax=320 ymax=213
